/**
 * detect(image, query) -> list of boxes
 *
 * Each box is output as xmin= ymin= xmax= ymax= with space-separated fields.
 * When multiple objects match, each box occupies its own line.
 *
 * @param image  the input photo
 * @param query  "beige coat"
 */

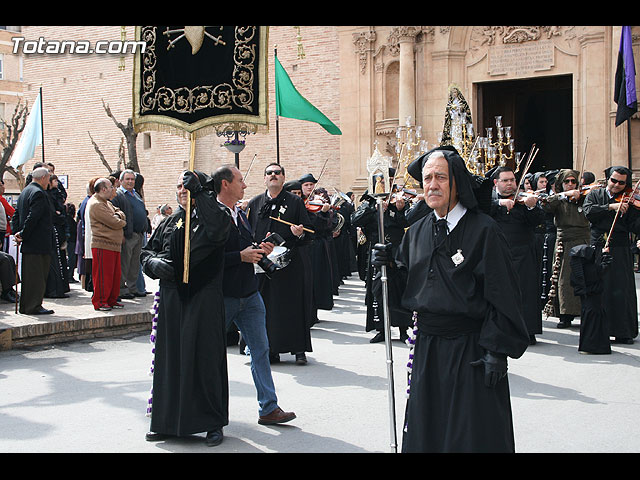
xmin=88 ymin=195 xmax=127 ymax=252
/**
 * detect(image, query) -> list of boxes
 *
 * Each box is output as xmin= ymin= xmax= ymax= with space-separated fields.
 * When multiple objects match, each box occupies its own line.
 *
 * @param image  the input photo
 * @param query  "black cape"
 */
xmin=489 ymin=194 xmax=545 ymax=335
xmin=583 ymin=187 xmax=640 ymax=339
xmin=247 ymin=189 xmax=315 ymax=354
xmin=389 ymin=207 xmax=529 ymax=453
xmin=308 ymin=208 xmax=335 ymax=311
xmin=570 ymin=244 xmax=611 ymax=354
xmin=141 ymin=190 xmax=231 ymax=436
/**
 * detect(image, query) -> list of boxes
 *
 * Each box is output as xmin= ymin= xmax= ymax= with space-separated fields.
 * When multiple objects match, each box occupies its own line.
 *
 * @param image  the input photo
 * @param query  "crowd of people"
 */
xmin=6 ymin=149 xmax=640 ymax=452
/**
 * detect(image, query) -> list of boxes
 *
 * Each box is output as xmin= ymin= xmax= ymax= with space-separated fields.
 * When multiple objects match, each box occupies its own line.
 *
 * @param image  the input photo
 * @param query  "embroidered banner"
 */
xmin=132 ymin=26 xmax=269 ymax=137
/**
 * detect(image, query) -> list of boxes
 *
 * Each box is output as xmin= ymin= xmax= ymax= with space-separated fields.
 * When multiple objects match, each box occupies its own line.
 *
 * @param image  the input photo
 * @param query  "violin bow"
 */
xmin=305 ymin=158 xmax=330 ymax=204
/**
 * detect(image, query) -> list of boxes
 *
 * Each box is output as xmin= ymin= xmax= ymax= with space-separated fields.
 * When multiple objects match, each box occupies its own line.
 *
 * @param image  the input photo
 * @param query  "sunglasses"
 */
xmin=265 ymin=169 xmax=282 ymax=176
xmin=609 ymin=178 xmax=627 ymax=185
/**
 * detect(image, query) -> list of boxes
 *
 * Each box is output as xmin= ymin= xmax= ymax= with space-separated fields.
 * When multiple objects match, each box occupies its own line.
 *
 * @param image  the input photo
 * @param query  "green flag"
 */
xmin=275 ymin=55 xmax=342 ymax=135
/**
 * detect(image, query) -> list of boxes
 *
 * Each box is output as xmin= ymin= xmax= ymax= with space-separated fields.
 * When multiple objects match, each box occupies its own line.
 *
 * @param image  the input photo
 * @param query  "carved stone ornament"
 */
xmin=353 ymin=29 xmax=377 ymax=74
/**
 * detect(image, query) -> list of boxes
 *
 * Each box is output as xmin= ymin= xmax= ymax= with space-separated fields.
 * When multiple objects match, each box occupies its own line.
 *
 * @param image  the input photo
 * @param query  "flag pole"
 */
xmin=39 ymin=86 xmax=45 ymax=163
xmin=275 ymin=46 xmax=280 ymax=165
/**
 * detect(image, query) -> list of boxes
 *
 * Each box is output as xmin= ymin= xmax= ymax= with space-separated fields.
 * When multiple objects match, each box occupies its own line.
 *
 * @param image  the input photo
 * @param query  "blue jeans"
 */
xmin=224 ymin=291 xmax=278 ymax=416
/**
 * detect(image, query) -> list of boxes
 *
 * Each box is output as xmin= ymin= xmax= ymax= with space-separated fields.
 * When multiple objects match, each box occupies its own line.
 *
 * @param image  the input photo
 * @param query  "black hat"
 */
xmin=284 ymin=180 xmax=302 ymax=192
xmin=298 ymin=173 xmax=318 ymax=184
xmin=408 ymin=145 xmax=478 ymax=211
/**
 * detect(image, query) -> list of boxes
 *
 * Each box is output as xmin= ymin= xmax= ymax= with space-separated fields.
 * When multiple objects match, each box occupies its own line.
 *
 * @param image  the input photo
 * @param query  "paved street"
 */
xmin=0 ymin=275 xmax=639 ymax=453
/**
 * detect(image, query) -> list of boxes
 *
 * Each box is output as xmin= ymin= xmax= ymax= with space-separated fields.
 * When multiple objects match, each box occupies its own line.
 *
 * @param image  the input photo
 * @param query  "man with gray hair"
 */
xmin=111 ymin=169 xmax=147 ymax=299
xmin=12 ymin=166 xmax=55 ymax=314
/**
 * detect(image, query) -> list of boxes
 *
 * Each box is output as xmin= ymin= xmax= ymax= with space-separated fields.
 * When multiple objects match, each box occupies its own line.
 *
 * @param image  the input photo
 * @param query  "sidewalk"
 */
xmin=0 ymin=277 xmax=159 ymax=351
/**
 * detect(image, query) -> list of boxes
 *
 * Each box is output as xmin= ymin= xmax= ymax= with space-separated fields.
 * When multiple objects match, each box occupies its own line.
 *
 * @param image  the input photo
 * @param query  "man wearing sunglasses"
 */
xmin=246 ymin=163 xmax=315 ymax=364
xmin=542 ymin=169 xmax=591 ymax=329
xmin=583 ymin=166 xmax=640 ymax=344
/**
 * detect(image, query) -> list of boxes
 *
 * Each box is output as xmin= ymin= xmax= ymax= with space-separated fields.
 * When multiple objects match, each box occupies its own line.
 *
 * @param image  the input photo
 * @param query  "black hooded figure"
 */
xmin=582 ymin=166 xmax=640 ymax=343
xmin=141 ymin=170 xmax=231 ymax=445
xmin=374 ymin=145 xmax=529 ymax=453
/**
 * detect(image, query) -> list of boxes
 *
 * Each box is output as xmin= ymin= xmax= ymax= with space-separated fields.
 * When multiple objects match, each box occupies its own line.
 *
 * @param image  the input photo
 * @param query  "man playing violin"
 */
xmin=542 ymin=169 xmax=591 ymax=328
xmin=583 ymin=166 xmax=640 ymax=344
xmin=491 ymin=166 xmax=546 ymax=345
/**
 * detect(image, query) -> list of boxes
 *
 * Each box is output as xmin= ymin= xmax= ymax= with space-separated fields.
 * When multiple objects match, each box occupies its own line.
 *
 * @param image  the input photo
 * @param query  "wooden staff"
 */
xmin=269 ymin=216 xmax=314 ymax=234
xmin=14 ymin=244 xmax=20 ymax=314
xmin=183 ymin=132 xmax=196 ymax=283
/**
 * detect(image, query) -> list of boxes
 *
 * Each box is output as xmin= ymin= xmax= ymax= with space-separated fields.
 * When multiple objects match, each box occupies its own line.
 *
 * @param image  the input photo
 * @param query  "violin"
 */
xmin=305 ymin=195 xmax=335 ymax=213
xmin=613 ymin=186 xmax=640 ymax=210
xmin=580 ymin=182 xmax=602 ymax=197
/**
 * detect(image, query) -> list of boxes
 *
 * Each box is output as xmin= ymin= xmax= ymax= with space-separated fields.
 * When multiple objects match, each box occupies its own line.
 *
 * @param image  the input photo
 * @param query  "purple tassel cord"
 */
xmin=146 ymin=291 xmax=160 ymax=417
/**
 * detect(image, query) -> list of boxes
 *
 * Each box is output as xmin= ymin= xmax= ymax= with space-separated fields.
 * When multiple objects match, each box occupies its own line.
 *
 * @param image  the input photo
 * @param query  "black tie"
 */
xmin=434 ymin=218 xmax=448 ymax=249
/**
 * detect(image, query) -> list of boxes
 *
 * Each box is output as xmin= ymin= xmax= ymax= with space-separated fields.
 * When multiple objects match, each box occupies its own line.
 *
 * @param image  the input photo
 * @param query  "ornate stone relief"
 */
xmin=468 ymin=26 xmax=579 ymax=60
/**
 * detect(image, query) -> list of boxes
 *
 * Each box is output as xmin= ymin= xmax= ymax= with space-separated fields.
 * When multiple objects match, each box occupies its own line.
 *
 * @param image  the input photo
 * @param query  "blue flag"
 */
xmin=614 ymin=26 xmax=637 ymax=127
xmin=10 ymin=90 xmax=43 ymax=168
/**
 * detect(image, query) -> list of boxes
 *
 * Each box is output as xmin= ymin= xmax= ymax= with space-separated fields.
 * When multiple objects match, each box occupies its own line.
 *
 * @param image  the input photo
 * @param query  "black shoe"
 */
xmin=205 ymin=428 xmax=223 ymax=446
xmin=613 ymin=337 xmax=634 ymax=345
xmin=370 ymin=331 xmax=385 ymax=343
xmin=295 ymin=352 xmax=307 ymax=365
xmin=119 ymin=293 xmax=135 ymax=299
xmin=31 ymin=307 xmax=54 ymax=315
xmin=145 ymin=431 xmax=169 ymax=442
xmin=134 ymin=291 xmax=147 ymax=297
xmin=557 ymin=321 xmax=571 ymax=329
xmin=529 ymin=335 xmax=537 ymax=345
xmin=1 ymin=290 xmax=18 ymax=303
xmin=269 ymin=353 xmax=280 ymax=364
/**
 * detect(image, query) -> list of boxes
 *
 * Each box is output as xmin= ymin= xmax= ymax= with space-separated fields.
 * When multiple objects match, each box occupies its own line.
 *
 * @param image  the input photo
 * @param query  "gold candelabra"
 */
xmin=395 ymin=116 xmax=429 ymax=189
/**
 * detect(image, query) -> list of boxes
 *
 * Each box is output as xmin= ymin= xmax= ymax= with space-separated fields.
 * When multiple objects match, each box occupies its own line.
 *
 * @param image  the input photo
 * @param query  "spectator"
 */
xmin=88 ymin=178 xmax=126 ymax=311
xmin=0 ymin=179 xmax=16 ymax=252
xmin=12 ymin=167 xmax=54 ymax=315
xmin=111 ymin=169 xmax=147 ymax=299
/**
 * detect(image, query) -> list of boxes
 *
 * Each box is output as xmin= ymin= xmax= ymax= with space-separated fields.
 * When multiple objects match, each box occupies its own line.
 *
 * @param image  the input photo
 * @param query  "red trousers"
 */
xmin=91 ymin=248 xmax=121 ymax=309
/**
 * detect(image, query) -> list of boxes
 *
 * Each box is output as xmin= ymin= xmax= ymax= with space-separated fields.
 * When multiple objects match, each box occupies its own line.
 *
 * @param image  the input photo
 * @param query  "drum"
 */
xmin=254 ymin=245 xmax=291 ymax=274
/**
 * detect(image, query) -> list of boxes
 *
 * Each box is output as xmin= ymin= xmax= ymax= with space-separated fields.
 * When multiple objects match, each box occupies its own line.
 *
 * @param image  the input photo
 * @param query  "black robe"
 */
xmin=570 ymin=245 xmax=611 ymax=354
xmin=583 ymin=187 xmax=640 ymax=340
xmin=490 ymin=194 xmax=545 ymax=335
xmin=308 ymin=208 xmax=335 ymax=311
xmin=388 ymin=208 xmax=529 ymax=453
xmin=247 ymin=189 xmax=315 ymax=354
xmin=141 ymin=191 xmax=231 ymax=436
xmin=351 ymin=196 xmax=412 ymax=332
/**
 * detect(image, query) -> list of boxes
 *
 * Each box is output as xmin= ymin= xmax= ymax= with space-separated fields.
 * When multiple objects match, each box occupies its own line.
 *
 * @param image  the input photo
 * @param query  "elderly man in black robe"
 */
xmin=373 ymin=146 xmax=529 ymax=453
xmin=141 ymin=170 xmax=231 ymax=447
xmin=582 ymin=166 xmax=640 ymax=344
xmin=490 ymin=166 xmax=546 ymax=345
xmin=247 ymin=163 xmax=315 ymax=365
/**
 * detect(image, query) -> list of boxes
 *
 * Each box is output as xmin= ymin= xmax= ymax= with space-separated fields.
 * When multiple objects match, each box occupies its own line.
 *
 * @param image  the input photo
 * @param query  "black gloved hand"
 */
xmin=371 ymin=242 xmax=393 ymax=268
xmin=600 ymin=252 xmax=613 ymax=269
xmin=182 ymin=171 xmax=203 ymax=196
xmin=470 ymin=351 xmax=508 ymax=388
xmin=144 ymin=257 xmax=175 ymax=281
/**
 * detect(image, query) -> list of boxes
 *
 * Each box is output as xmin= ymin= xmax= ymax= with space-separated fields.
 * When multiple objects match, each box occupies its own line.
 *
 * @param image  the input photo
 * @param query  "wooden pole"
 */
xmin=182 ymin=132 xmax=196 ymax=283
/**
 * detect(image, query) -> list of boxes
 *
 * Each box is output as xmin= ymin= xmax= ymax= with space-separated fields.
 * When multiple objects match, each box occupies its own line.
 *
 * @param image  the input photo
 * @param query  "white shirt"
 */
xmin=433 ymin=201 xmax=467 ymax=234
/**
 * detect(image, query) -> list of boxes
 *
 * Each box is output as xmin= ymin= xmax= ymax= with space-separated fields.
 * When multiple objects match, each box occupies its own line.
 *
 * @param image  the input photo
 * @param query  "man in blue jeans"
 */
xmin=214 ymin=164 xmax=296 ymax=425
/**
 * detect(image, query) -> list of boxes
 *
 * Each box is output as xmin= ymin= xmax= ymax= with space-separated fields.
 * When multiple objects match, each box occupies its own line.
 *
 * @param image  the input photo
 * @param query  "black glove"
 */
xmin=600 ymin=252 xmax=613 ymax=269
xmin=182 ymin=171 xmax=203 ymax=196
xmin=470 ymin=351 xmax=508 ymax=388
xmin=371 ymin=242 xmax=393 ymax=268
xmin=144 ymin=257 xmax=175 ymax=281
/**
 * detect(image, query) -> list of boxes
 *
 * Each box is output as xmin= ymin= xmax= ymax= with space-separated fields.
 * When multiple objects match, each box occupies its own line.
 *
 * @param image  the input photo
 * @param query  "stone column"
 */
xmin=397 ymin=27 xmax=418 ymax=127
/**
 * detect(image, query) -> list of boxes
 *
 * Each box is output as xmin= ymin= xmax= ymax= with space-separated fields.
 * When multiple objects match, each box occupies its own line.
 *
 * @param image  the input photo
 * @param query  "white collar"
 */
xmin=433 ymin=201 xmax=467 ymax=234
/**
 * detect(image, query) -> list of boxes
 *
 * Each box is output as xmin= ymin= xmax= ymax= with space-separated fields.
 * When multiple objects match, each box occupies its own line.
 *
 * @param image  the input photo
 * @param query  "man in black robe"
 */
xmin=247 ymin=163 xmax=315 ymax=365
xmin=299 ymin=173 xmax=335 ymax=312
xmin=352 ymin=187 xmax=411 ymax=343
xmin=582 ymin=166 xmax=640 ymax=344
xmin=141 ymin=170 xmax=231 ymax=447
xmin=373 ymin=146 xmax=529 ymax=453
xmin=490 ymin=166 xmax=545 ymax=345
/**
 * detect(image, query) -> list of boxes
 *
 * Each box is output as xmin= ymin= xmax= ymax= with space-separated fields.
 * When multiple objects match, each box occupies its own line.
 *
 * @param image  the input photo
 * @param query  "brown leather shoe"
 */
xmin=258 ymin=407 xmax=296 ymax=425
